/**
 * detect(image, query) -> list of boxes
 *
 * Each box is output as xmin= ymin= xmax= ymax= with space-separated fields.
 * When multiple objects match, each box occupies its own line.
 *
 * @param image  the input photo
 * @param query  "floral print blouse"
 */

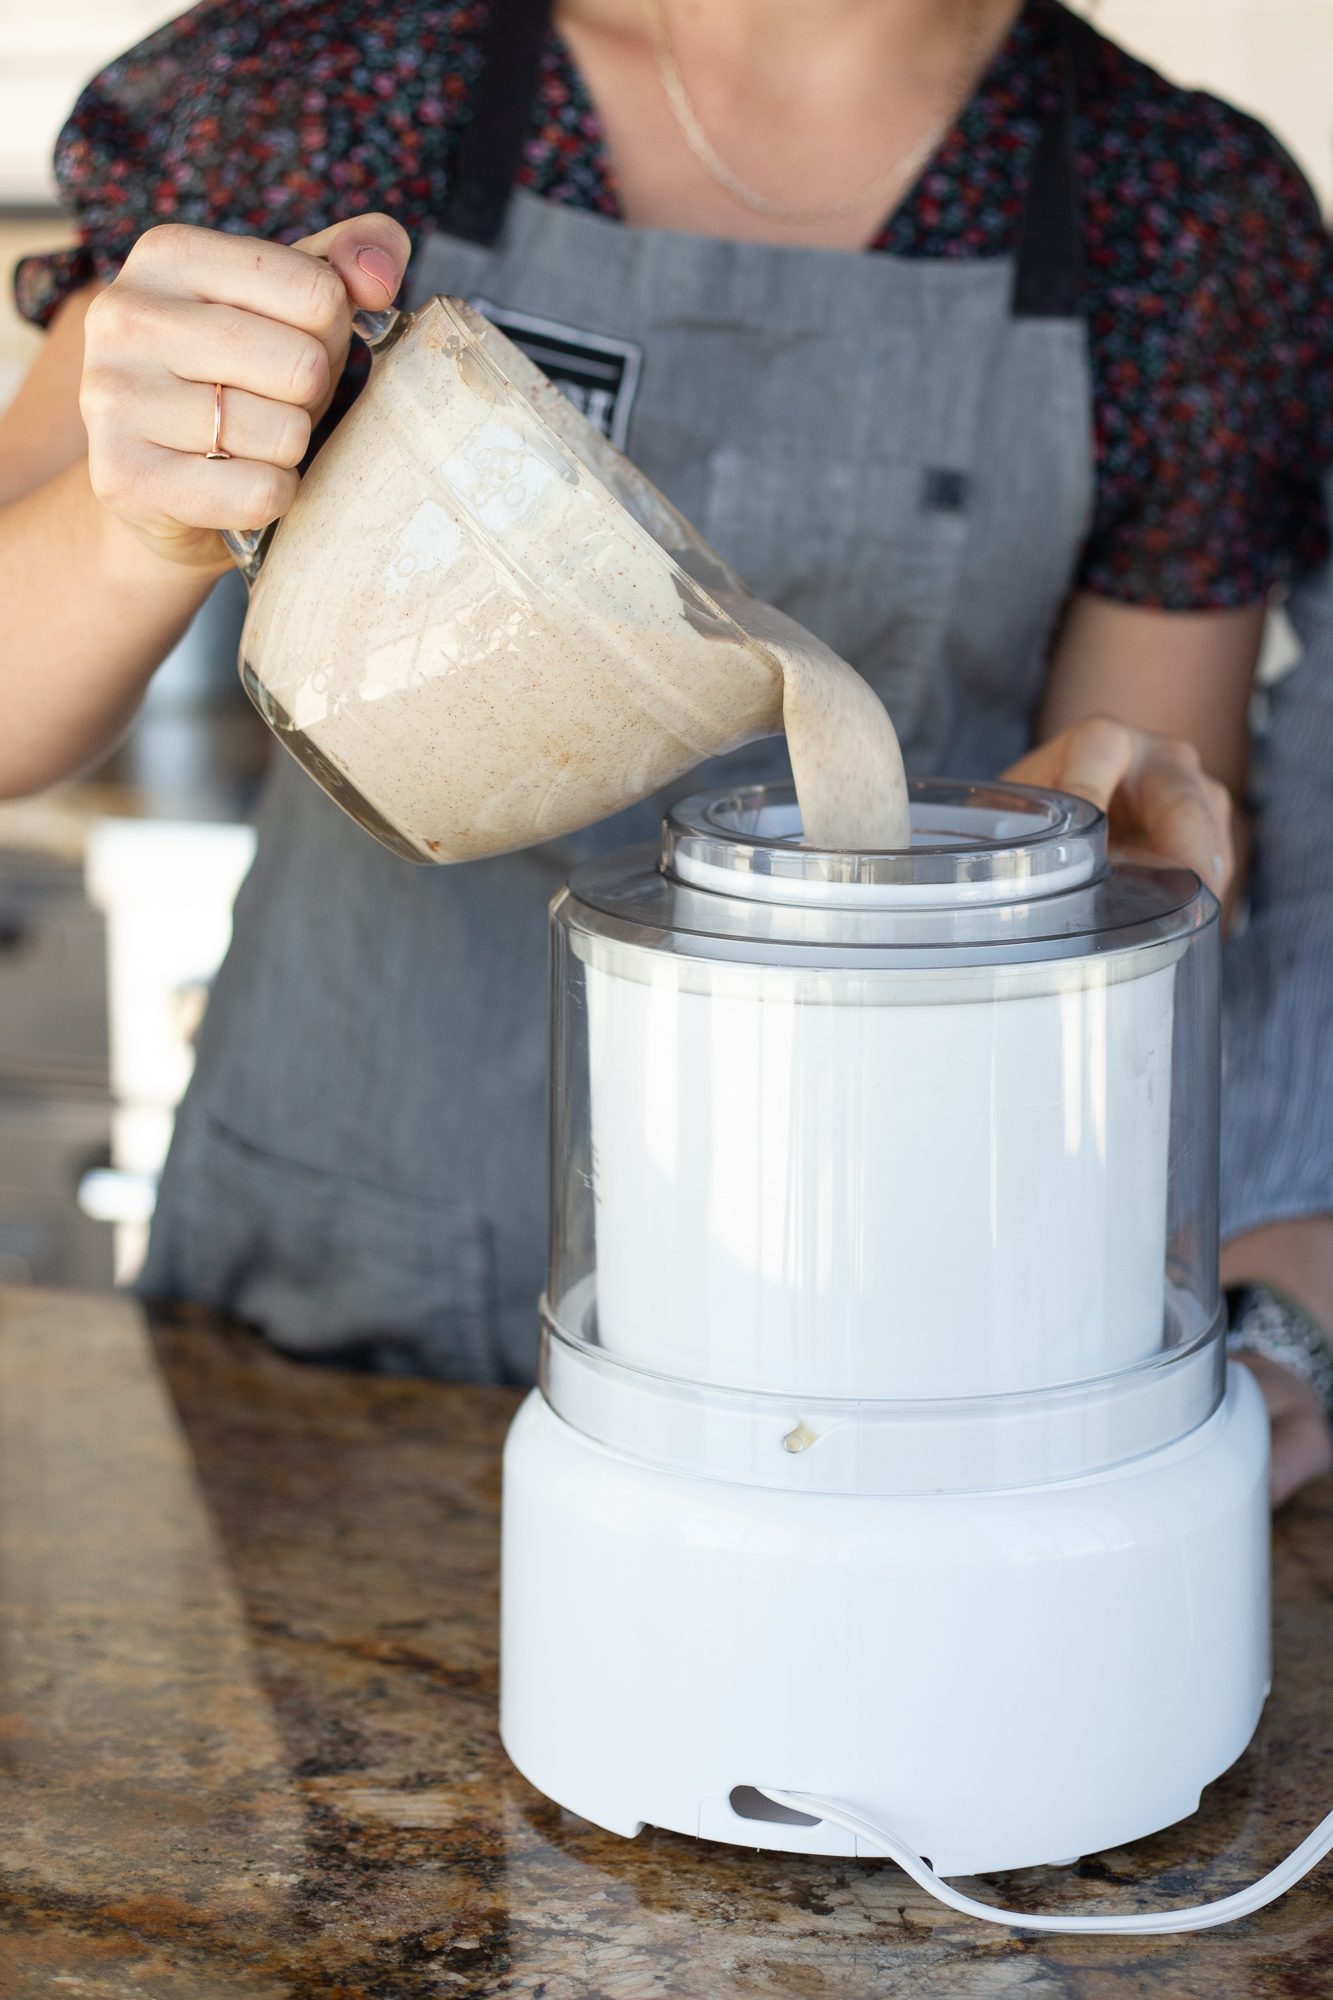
xmin=15 ymin=0 xmax=1333 ymax=609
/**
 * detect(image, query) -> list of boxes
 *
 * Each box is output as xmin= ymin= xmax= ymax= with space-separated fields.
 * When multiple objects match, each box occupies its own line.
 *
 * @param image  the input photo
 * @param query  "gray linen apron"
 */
xmin=140 ymin=5 xmax=1098 ymax=1380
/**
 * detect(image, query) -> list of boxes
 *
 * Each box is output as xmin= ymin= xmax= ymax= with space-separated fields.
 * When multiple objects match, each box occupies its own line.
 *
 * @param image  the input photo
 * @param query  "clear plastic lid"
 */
xmin=567 ymin=779 xmax=1209 ymax=964
xmin=666 ymin=779 xmax=1103 ymax=906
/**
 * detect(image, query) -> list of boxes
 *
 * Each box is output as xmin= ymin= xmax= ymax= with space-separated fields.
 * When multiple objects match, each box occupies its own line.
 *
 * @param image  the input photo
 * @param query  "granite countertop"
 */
xmin=2 ymin=1289 xmax=1332 ymax=1997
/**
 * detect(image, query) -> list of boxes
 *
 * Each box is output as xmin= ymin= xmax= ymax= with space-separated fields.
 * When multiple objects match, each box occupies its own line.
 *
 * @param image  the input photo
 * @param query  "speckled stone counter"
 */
xmin=3 ymin=1288 xmax=1333 ymax=1998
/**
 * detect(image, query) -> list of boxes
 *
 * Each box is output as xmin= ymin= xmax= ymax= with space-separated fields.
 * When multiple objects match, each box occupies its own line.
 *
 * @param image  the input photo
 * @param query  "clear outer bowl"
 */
xmin=545 ymin=778 xmax=1222 ymax=1494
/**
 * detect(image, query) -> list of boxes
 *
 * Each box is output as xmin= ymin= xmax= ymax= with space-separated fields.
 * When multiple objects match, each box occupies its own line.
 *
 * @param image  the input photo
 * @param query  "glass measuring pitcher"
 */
xmin=224 ymin=299 xmax=907 ymax=862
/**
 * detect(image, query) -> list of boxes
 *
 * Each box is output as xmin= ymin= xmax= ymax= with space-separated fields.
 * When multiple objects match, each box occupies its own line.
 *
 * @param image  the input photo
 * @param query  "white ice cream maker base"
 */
xmin=500 ymin=778 xmax=1326 ymax=1933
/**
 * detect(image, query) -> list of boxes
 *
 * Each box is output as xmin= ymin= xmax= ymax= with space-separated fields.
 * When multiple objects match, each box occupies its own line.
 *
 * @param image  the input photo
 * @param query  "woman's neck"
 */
xmin=570 ymin=0 xmax=987 ymax=57
xmin=554 ymin=0 xmax=1022 ymax=251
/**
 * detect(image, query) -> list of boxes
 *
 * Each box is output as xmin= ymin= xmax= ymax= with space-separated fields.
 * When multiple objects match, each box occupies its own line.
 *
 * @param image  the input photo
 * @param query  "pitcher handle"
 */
xmin=220 ymin=523 xmax=274 ymax=584
xmin=351 ymin=305 xmax=403 ymax=349
xmin=222 ymin=304 xmax=408 ymax=581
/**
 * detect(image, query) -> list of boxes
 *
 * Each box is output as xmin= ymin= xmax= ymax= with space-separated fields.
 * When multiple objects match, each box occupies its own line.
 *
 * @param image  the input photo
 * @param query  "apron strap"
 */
xmin=439 ymin=0 xmax=555 ymax=246
xmin=1011 ymin=2 xmax=1098 ymax=318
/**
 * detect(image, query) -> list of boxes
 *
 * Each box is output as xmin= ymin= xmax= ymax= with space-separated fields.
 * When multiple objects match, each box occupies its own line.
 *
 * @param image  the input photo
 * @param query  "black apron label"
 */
xmin=470 ymin=298 xmax=643 ymax=449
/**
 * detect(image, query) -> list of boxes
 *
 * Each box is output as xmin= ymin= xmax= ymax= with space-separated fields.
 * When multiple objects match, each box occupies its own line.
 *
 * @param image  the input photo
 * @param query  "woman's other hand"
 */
xmin=1223 ymin=1220 xmax=1333 ymax=1506
xmin=1005 ymin=590 xmax=1265 ymax=910
xmin=80 ymin=214 xmax=410 ymax=570
xmin=1234 ymin=1350 xmax=1333 ymax=1507
xmin=1003 ymin=715 xmax=1233 ymax=897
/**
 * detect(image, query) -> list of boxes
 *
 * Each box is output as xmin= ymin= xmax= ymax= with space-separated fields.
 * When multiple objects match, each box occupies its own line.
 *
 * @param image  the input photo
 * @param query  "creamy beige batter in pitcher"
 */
xmin=231 ymin=298 xmax=908 ymax=861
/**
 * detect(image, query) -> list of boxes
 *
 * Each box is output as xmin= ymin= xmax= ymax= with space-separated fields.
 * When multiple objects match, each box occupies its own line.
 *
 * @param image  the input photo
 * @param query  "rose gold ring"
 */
xmin=205 ymin=382 xmax=231 ymax=461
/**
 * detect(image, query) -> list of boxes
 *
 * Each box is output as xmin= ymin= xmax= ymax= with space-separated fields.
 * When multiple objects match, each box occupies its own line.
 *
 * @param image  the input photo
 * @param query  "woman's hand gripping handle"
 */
xmin=80 ymin=215 xmax=411 ymax=576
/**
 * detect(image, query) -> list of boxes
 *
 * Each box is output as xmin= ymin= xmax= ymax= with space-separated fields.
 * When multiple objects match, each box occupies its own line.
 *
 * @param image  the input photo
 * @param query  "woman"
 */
xmin=2 ymin=0 xmax=1331 ymax=1488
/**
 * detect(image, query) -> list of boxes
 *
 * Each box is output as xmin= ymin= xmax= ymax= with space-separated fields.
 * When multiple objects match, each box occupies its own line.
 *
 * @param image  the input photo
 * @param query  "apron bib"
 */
xmin=141 ymin=7 xmax=1097 ymax=1382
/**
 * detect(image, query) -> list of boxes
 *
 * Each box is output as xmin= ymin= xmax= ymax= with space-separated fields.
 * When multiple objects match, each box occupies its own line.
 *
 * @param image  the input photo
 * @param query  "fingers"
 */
xmin=81 ymin=215 xmax=406 ymax=554
xmin=1004 ymin=717 xmax=1232 ymax=896
xmin=1001 ymin=716 xmax=1135 ymax=812
xmin=1117 ymin=741 xmax=1232 ymax=894
xmin=87 ymin=293 xmax=332 ymax=421
xmin=120 ymin=223 xmax=354 ymax=341
xmin=83 ymin=290 xmax=316 ymax=541
xmin=1047 ymin=715 xmax=1136 ymax=814
xmin=92 ymin=436 xmax=300 ymax=536
xmin=137 ymin=379 xmax=312 ymax=470
xmin=1270 ymin=1409 xmax=1333 ymax=1507
xmin=1233 ymin=1353 xmax=1333 ymax=1506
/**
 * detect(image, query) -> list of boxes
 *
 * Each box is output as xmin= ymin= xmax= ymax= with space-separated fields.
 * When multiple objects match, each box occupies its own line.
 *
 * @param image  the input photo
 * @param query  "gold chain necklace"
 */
xmin=646 ymin=0 xmax=986 ymax=227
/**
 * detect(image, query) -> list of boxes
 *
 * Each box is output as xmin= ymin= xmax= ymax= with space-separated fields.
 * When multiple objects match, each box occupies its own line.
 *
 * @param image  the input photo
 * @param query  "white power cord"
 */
xmin=758 ymin=1789 xmax=1333 ymax=1934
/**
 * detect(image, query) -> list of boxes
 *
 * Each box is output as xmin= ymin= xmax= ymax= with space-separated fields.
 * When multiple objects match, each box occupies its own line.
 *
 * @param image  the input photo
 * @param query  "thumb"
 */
xmin=1002 ymin=716 xmax=1137 ymax=811
xmin=1049 ymin=716 xmax=1138 ymax=814
xmin=293 ymin=214 xmax=411 ymax=311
